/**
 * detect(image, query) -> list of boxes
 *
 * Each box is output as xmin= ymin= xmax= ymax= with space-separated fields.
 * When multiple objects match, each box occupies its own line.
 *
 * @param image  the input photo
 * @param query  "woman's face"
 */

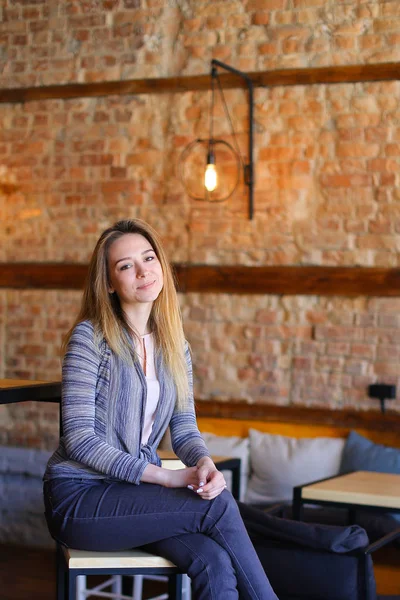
xmin=107 ymin=233 xmax=164 ymax=308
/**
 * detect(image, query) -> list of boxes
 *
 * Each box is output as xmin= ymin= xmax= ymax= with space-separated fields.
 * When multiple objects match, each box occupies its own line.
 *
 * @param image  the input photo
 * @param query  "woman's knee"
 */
xmin=210 ymin=490 xmax=241 ymax=521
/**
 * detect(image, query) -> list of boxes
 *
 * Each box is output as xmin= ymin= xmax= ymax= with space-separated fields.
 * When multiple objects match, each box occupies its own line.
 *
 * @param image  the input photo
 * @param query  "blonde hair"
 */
xmin=62 ymin=219 xmax=189 ymax=409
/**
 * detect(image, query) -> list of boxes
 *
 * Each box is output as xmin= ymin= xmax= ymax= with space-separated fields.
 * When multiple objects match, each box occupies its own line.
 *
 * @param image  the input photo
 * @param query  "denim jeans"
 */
xmin=44 ymin=477 xmax=278 ymax=600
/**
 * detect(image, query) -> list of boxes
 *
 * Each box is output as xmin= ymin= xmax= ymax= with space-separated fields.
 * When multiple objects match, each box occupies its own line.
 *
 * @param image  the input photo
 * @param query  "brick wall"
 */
xmin=1 ymin=0 xmax=400 ymax=448
xmin=182 ymin=293 xmax=400 ymax=406
xmin=2 ymin=83 xmax=400 ymax=265
xmin=2 ymin=0 xmax=400 ymax=87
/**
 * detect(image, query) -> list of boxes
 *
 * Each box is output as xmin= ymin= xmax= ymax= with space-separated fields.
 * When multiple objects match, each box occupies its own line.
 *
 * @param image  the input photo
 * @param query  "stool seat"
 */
xmin=64 ymin=547 xmax=177 ymax=570
xmin=58 ymin=544 xmax=184 ymax=599
xmin=57 ymin=458 xmax=188 ymax=599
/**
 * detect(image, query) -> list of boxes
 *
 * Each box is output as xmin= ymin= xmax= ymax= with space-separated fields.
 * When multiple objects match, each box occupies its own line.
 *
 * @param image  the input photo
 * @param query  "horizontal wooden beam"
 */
xmin=195 ymin=399 xmax=400 ymax=432
xmin=1 ymin=263 xmax=400 ymax=296
xmin=176 ymin=265 xmax=400 ymax=296
xmin=1 ymin=62 xmax=399 ymax=104
xmin=0 ymin=263 xmax=88 ymax=290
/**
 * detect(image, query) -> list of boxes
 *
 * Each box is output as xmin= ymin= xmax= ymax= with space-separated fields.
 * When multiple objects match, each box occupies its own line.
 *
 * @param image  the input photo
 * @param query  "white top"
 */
xmin=136 ymin=333 xmax=160 ymax=445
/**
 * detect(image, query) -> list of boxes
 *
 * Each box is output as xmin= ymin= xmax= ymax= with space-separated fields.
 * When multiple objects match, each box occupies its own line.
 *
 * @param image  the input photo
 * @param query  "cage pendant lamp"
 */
xmin=204 ymin=69 xmax=219 ymax=194
xmin=179 ymin=59 xmax=254 ymax=219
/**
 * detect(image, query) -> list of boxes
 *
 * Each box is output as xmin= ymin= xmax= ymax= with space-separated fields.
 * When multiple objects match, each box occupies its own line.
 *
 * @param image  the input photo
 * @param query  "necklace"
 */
xmin=135 ymin=334 xmax=150 ymax=375
xmin=141 ymin=337 xmax=147 ymax=376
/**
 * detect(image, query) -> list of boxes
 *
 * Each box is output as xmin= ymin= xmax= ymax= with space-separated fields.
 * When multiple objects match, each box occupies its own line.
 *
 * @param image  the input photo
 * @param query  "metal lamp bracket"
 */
xmin=211 ymin=59 xmax=254 ymax=220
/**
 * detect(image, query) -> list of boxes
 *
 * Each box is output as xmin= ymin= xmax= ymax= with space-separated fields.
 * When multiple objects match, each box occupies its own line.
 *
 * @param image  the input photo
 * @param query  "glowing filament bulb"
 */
xmin=205 ymin=163 xmax=217 ymax=192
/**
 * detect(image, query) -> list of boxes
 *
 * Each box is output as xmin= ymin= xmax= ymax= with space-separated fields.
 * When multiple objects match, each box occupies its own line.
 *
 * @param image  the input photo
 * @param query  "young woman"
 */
xmin=43 ymin=219 xmax=278 ymax=600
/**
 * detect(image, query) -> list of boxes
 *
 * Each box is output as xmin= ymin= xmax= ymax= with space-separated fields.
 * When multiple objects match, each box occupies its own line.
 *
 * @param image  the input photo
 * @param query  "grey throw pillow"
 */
xmin=245 ymin=429 xmax=345 ymax=505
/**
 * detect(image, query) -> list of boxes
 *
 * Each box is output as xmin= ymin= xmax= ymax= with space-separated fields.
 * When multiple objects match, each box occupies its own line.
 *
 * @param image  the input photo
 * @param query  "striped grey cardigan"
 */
xmin=44 ymin=320 xmax=210 ymax=484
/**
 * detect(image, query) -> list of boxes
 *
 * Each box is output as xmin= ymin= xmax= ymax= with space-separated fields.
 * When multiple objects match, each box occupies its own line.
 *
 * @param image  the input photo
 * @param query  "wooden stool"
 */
xmin=57 ymin=545 xmax=183 ymax=600
xmin=57 ymin=458 xmax=189 ymax=600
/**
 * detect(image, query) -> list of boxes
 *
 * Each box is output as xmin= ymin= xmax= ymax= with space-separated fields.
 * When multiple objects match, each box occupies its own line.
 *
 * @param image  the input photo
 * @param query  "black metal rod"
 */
xmin=248 ymin=79 xmax=254 ymax=220
xmin=211 ymin=60 xmax=254 ymax=220
xmin=211 ymin=59 xmax=253 ymax=84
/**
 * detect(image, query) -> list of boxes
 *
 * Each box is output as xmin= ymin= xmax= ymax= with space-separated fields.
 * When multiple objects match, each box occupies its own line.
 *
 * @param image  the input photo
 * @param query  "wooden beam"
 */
xmin=0 ymin=75 xmax=209 ymax=104
xmin=1 ymin=63 xmax=399 ymax=104
xmin=176 ymin=265 xmax=400 ymax=296
xmin=195 ymin=399 xmax=400 ymax=432
xmin=1 ymin=263 xmax=400 ymax=296
xmin=0 ymin=263 xmax=88 ymax=290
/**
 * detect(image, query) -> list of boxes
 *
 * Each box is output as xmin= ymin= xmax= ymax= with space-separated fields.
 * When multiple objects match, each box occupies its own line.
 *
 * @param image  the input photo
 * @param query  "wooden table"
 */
xmin=0 ymin=378 xmax=62 ymax=405
xmin=293 ymin=470 xmax=400 ymax=520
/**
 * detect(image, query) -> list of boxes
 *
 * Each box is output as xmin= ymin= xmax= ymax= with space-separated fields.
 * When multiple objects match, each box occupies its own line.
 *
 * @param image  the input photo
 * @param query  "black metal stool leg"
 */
xmin=168 ymin=573 xmax=183 ymax=600
xmin=68 ymin=571 xmax=77 ymax=600
xmin=56 ymin=544 xmax=67 ymax=600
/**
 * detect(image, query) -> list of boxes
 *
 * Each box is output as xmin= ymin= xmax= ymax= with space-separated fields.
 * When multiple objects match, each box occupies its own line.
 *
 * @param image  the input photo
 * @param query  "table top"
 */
xmin=0 ymin=378 xmax=61 ymax=404
xmin=0 ymin=378 xmax=51 ymax=389
xmin=159 ymin=451 xmax=239 ymax=468
xmin=301 ymin=470 xmax=400 ymax=510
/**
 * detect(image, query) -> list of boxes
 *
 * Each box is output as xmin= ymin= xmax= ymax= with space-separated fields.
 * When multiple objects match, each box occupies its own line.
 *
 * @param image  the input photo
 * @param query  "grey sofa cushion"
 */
xmin=246 ymin=429 xmax=345 ymax=504
xmin=0 ymin=446 xmax=54 ymax=548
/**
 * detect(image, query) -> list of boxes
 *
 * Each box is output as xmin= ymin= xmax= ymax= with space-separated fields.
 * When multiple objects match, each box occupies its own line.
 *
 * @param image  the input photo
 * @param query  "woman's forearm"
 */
xmin=140 ymin=463 xmax=170 ymax=486
xmin=141 ymin=463 xmax=200 ymax=488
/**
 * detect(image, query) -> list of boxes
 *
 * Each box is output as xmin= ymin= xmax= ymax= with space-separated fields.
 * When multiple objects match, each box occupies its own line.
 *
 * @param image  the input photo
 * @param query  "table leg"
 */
xmin=292 ymin=486 xmax=303 ymax=521
xmin=231 ymin=464 xmax=241 ymax=501
xmin=348 ymin=508 xmax=356 ymax=525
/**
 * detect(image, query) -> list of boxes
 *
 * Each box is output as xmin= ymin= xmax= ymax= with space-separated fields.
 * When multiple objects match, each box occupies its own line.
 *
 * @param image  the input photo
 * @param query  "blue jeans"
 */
xmin=44 ymin=478 xmax=278 ymax=600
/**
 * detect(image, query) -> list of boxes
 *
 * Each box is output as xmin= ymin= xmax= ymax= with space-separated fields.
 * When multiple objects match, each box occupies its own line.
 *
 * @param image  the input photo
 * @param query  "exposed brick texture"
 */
xmin=1 ymin=0 xmax=400 ymax=87
xmin=2 ymin=291 xmax=400 ymax=450
xmin=1 ymin=0 xmax=400 ymax=447
xmin=1 ymin=82 xmax=400 ymax=266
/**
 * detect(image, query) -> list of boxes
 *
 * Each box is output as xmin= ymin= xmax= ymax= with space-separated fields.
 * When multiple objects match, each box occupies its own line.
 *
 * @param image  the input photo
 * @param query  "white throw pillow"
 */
xmin=201 ymin=432 xmax=250 ymax=501
xmin=245 ymin=429 xmax=345 ymax=505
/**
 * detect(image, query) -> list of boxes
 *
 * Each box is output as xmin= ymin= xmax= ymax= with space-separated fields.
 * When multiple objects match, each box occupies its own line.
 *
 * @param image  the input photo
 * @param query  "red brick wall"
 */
xmin=2 ymin=0 xmax=400 ymax=87
xmin=1 ymin=0 xmax=400 ymax=448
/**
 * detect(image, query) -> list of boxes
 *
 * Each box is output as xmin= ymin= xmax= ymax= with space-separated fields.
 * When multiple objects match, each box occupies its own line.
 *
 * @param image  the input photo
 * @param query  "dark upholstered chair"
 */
xmin=239 ymin=503 xmax=400 ymax=600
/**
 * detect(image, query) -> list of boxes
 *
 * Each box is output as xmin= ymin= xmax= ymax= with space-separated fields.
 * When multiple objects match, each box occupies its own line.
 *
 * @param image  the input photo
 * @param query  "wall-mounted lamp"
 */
xmin=368 ymin=383 xmax=397 ymax=414
xmin=179 ymin=59 xmax=254 ymax=219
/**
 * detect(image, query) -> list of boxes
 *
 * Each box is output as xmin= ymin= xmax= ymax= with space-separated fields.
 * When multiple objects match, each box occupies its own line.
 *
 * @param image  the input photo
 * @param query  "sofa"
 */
xmin=239 ymin=502 xmax=378 ymax=600
xmin=194 ymin=404 xmax=400 ymax=597
xmin=0 ymin=445 xmax=54 ymax=548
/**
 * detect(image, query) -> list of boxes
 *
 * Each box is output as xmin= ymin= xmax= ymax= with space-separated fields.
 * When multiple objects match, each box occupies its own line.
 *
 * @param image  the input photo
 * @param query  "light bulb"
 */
xmin=204 ymin=163 xmax=217 ymax=192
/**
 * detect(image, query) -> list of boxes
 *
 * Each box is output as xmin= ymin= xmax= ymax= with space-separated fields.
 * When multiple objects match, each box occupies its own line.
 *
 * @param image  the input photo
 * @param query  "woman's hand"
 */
xmin=187 ymin=456 xmax=227 ymax=500
xmin=141 ymin=459 xmax=227 ymax=498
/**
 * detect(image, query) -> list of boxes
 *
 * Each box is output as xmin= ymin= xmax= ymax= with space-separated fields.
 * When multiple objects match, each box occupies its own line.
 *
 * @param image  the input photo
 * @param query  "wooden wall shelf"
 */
xmin=1 ymin=63 xmax=399 ymax=104
xmin=195 ymin=398 xmax=400 ymax=433
xmin=1 ymin=263 xmax=400 ymax=296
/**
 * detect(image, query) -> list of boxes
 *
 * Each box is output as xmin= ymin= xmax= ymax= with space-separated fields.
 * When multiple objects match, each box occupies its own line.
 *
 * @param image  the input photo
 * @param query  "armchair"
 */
xmin=239 ymin=503 xmax=400 ymax=600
